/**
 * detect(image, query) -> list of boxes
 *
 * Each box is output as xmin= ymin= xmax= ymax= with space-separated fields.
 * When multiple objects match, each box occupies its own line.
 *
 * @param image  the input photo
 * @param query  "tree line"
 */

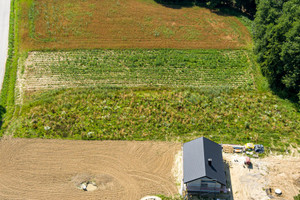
xmin=254 ymin=0 xmax=300 ymax=104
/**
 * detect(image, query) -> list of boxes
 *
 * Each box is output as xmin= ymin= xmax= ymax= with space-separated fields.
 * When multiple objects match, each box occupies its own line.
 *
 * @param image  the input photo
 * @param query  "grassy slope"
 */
xmin=10 ymin=88 xmax=300 ymax=152
xmin=0 ymin=0 xmax=21 ymax=129
xmin=1 ymin=0 xmax=299 ymax=153
xmin=8 ymin=49 xmax=300 ymax=151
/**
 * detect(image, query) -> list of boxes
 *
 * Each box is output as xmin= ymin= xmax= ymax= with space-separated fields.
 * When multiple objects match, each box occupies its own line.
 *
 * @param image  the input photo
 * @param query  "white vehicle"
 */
xmin=233 ymin=146 xmax=244 ymax=153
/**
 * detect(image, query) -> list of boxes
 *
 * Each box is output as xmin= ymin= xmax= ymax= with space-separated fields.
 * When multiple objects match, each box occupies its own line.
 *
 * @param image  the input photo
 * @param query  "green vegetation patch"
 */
xmin=0 ymin=0 xmax=21 ymax=128
xmin=20 ymin=49 xmax=254 ymax=92
xmin=10 ymin=88 xmax=300 ymax=151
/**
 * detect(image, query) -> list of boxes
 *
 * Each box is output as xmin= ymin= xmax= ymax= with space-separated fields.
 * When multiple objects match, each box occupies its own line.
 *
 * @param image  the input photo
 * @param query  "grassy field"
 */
xmin=16 ymin=49 xmax=254 ymax=99
xmin=18 ymin=0 xmax=252 ymax=50
xmin=9 ymin=47 xmax=299 ymax=151
xmin=8 ymin=88 xmax=300 ymax=151
xmin=1 ymin=0 xmax=299 ymax=154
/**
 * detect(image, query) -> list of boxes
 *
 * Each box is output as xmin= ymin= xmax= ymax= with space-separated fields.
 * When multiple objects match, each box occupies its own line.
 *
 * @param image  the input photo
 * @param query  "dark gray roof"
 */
xmin=183 ymin=137 xmax=226 ymax=185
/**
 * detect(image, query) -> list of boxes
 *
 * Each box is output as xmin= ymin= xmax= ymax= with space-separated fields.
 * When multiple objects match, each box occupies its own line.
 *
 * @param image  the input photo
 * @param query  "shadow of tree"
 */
xmin=269 ymin=86 xmax=300 ymax=111
xmin=0 ymin=105 xmax=6 ymax=130
xmin=153 ymin=0 xmax=254 ymax=19
xmin=153 ymin=0 xmax=198 ymax=9
xmin=212 ymin=5 xmax=254 ymax=19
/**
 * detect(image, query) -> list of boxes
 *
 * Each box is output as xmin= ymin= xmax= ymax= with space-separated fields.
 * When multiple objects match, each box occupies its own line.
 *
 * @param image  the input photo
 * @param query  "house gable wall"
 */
xmin=186 ymin=177 xmax=221 ymax=193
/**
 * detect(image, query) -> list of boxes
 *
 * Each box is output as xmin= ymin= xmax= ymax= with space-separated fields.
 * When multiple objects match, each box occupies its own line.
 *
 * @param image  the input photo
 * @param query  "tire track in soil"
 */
xmin=0 ymin=138 xmax=180 ymax=200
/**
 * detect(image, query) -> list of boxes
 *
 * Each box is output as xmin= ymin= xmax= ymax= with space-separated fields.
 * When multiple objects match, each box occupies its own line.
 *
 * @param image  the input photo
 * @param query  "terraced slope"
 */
xmin=16 ymin=50 xmax=254 ymax=100
xmin=11 ymin=89 xmax=300 ymax=150
xmin=4 ymin=0 xmax=299 ymax=152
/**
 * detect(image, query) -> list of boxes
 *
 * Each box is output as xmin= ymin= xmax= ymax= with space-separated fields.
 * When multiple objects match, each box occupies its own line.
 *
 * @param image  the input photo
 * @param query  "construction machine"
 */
xmin=254 ymin=144 xmax=264 ymax=153
xmin=244 ymin=143 xmax=254 ymax=151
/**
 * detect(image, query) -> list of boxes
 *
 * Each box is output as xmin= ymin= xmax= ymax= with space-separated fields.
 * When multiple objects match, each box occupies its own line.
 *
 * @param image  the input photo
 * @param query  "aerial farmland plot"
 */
xmin=1 ymin=0 xmax=299 ymax=199
xmin=16 ymin=49 xmax=254 ymax=96
xmin=19 ymin=0 xmax=251 ymax=50
xmin=0 ymin=137 xmax=181 ymax=200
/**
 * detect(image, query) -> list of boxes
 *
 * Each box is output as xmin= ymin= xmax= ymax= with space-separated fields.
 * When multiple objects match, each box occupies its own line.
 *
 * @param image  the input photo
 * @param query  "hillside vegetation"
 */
xmin=254 ymin=0 xmax=300 ymax=103
xmin=9 ymin=88 xmax=300 ymax=152
xmin=19 ymin=0 xmax=251 ymax=50
xmin=6 ymin=48 xmax=298 ymax=151
xmin=1 ymin=0 xmax=299 ymax=153
xmin=16 ymin=49 xmax=254 ymax=98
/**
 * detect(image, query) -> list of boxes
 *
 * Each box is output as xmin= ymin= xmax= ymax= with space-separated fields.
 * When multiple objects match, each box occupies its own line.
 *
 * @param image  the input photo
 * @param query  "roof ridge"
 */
xmin=202 ymin=137 xmax=208 ymax=178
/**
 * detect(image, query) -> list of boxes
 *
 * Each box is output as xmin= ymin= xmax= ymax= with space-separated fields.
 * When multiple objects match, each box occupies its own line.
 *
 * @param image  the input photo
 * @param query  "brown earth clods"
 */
xmin=0 ymin=137 xmax=180 ymax=200
xmin=19 ymin=0 xmax=251 ymax=50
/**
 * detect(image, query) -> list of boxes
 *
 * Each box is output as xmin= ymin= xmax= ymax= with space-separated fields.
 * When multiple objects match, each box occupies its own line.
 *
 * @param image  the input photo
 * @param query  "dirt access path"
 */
xmin=0 ymin=137 xmax=180 ymax=200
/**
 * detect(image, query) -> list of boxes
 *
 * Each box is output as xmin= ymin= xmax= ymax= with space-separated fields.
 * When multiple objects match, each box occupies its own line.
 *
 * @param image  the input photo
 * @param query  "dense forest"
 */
xmin=254 ymin=0 xmax=300 ymax=104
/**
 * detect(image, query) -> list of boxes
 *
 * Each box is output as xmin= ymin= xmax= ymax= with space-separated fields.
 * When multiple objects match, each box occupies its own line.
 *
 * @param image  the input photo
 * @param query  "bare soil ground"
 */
xmin=0 ymin=137 xmax=180 ymax=200
xmin=19 ymin=0 xmax=251 ymax=50
xmin=223 ymin=153 xmax=300 ymax=200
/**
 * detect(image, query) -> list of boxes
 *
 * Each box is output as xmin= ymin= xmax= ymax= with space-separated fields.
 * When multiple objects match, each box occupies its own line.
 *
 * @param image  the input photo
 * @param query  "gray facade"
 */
xmin=183 ymin=137 xmax=226 ymax=193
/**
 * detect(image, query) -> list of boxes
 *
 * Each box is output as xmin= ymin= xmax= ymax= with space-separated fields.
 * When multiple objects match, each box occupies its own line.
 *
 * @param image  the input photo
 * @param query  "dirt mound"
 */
xmin=0 ymin=138 xmax=180 ymax=200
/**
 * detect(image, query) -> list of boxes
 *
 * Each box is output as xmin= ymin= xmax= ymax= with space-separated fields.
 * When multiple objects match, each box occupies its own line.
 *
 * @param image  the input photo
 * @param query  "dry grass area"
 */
xmin=223 ymin=153 xmax=300 ymax=200
xmin=0 ymin=137 xmax=180 ymax=200
xmin=19 ymin=0 xmax=251 ymax=50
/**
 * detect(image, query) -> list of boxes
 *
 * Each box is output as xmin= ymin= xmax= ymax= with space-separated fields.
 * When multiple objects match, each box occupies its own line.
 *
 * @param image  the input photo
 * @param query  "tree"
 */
xmin=234 ymin=0 xmax=257 ymax=15
xmin=280 ymin=0 xmax=300 ymax=94
xmin=254 ymin=0 xmax=300 ymax=102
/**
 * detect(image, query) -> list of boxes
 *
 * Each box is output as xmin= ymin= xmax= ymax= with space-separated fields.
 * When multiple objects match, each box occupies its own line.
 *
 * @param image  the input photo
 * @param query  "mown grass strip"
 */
xmin=0 ymin=0 xmax=21 ymax=134
xmin=1 ymin=0 xmax=15 ymax=107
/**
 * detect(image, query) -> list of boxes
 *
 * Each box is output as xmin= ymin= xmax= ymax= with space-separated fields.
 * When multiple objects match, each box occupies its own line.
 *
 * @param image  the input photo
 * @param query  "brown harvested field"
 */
xmin=0 ymin=137 xmax=181 ymax=200
xmin=19 ymin=0 xmax=251 ymax=50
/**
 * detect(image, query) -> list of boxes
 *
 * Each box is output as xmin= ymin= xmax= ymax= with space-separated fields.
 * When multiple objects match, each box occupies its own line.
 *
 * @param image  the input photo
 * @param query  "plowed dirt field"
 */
xmin=0 ymin=137 xmax=180 ymax=200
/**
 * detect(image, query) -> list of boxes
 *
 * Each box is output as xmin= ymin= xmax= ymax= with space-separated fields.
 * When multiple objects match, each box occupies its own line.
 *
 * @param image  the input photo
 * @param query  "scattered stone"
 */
xmin=80 ymin=181 xmax=98 ymax=192
xmin=275 ymin=189 xmax=282 ymax=195
xmin=87 ymin=132 xmax=94 ymax=138
xmin=86 ymin=182 xmax=98 ymax=191
xmin=80 ymin=183 xmax=87 ymax=191
xmin=140 ymin=196 xmax=162 ymax=200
